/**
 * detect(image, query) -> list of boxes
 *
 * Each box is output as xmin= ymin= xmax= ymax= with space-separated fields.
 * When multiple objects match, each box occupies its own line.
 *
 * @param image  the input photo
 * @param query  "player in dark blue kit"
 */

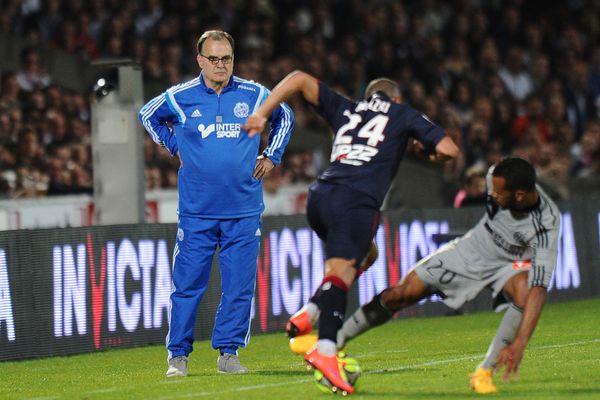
xmin=244 ymin=71 xmax=459 ymax=394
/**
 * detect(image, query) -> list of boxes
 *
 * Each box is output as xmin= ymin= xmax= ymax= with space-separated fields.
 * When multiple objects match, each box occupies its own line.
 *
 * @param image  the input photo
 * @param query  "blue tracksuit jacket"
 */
xmin=138 ymin=73 xmax=294 ymax=218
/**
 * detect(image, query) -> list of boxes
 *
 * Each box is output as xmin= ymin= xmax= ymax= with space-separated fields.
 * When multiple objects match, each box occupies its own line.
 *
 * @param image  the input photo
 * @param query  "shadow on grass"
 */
xmin=348 ymin=389 xmax=470 ymax=398
xmin=165 ymin=369 xmax=308 ymax=378
xmin=250 ymin=369 xmax=310 ymax=377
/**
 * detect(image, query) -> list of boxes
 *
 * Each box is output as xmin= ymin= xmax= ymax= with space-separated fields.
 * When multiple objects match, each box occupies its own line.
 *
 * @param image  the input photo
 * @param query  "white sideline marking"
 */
xmin=85 ymin=388 xmax=117 ymax=394
xmin=370 ymin=338 xmax=600 ymax=374
xmin=158 ymin=338 xmax=600 ymax=399
xmin=358 ymin=349 xmax=408 ymax=358
xmin=369 ymin=354 xmax=483 ymax=374
xmin=25 ymin=397 xmax=60 ymax=400
xmin=156 ymin=378 xmax=313 ymax=400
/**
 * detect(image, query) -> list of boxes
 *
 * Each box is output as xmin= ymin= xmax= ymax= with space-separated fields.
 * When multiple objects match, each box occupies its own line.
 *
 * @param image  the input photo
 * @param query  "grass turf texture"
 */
xmin=2 ymin=297 xmax=599 ymax=399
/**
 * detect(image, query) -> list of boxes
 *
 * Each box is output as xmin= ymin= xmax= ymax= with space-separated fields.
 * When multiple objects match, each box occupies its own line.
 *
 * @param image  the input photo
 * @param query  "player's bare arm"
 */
xmin=243 ymin=70 xmax=319 ymax=137
xmin=496 ymin=286 xmax=547 ymax=380
xmin=433 ymin=135 xmax=460 ymax=162
xmin=413 ymin=135 xmax=459 ymax=163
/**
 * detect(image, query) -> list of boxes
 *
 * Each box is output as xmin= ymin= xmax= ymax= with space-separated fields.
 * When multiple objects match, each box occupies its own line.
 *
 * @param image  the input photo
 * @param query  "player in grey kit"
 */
xmin=337 ymin=157 xmax=561 ymax=394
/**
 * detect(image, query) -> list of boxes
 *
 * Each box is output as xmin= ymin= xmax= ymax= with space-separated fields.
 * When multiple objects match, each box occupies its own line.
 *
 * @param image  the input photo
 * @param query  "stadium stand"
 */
xmin=0 ymin=0 xmax=599 ymax=209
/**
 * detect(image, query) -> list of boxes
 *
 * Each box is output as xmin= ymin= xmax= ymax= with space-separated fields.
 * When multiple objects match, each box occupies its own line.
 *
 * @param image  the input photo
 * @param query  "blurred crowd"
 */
xmin=0 ymin=65 xmax=93 ymax=197
xmin=1 ymin=0 xmax=600 ymax=208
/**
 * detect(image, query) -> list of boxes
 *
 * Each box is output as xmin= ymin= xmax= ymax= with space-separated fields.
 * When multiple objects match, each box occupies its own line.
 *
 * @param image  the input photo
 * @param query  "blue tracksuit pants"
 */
xmin=167 ymin=214 xmax=261 ymax=358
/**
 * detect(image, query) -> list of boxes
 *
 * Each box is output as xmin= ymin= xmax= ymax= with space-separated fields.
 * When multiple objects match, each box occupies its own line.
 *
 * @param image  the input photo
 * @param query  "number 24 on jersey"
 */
xmin=330 ymin=110 xmax=388 ymax=166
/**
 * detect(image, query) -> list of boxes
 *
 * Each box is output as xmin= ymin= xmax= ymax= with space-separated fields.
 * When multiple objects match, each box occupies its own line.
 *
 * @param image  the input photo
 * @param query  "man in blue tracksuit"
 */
xmin=138 ymin=30 xmax=294 ymax=376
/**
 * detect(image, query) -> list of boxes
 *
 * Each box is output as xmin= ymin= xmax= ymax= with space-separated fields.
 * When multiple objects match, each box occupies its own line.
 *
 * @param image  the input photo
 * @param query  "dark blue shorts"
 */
xmin=306 ymin=180 xmax=380 ymax=265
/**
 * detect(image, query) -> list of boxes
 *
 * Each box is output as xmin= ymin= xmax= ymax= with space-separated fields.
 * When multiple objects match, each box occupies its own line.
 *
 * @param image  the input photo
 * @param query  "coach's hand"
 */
xmin=495 ymin=341 xmax=525 ymax=381
xmin=243 ymin=114 xmax=267 ymax=137
xmin=254 ymin=155 xmax=274 ymax=179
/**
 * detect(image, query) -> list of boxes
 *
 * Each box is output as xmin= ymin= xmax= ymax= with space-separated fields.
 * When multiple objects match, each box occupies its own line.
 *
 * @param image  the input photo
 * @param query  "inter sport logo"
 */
xmin=198 ymin=123 xmax=241 ymax=139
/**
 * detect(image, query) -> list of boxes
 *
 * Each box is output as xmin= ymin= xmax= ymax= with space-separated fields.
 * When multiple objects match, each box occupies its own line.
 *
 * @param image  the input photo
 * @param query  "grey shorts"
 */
xmin=413 ymin=242 xmax=530 ymax=310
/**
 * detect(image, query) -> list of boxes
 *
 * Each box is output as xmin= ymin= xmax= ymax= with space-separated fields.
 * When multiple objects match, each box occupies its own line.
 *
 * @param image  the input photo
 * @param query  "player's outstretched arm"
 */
xmin=414 ymin=135 xmax=459 ymax=163
xmin=243 ymin=70 xmax=319 ymax=137
xmin=432 ymin=135 xmax=460 ymax=162
xmin=495 ymin=286 xmax=547 ymax=381
xmin=413 ymin=135 xmax=459 ymax=163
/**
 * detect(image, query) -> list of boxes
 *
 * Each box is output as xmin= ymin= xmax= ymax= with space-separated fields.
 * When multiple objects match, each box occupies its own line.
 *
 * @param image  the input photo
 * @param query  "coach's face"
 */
xmin=197 ymin=38 xmax=234 ymax=87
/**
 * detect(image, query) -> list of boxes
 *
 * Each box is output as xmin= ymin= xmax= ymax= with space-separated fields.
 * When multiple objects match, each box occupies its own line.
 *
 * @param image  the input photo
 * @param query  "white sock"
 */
xmin=304 ymin=302 xmax=320 ymax=324
xmin=336 ymin=307 xmax=370 ymax=349
xmin=317 ymin=339 xmax=337 ymax=356
xmin=479 ymin=303 xmax=523 ymax=370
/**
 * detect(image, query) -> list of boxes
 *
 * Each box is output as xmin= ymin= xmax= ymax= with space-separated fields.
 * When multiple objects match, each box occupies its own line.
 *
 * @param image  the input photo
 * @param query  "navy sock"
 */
xmin=309 ymin=286 xmax=324 ymax=308
xmin=317 ymin=276 xmax=348 ymax=343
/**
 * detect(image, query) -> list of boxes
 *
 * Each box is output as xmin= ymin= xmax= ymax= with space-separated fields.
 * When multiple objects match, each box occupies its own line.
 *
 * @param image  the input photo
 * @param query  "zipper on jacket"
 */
xmin=216 ymin=93 xmax=222 ymax=123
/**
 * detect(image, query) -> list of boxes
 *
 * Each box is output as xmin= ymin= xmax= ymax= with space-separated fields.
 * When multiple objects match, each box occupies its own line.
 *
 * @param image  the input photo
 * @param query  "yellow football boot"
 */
xmin=470 ymin=367 xmax=498 ymax=394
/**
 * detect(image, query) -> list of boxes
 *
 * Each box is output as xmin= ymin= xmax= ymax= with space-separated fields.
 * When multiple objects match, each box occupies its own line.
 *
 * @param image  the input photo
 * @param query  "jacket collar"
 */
xmin=198 ymin=72 xmax=236 ymax=94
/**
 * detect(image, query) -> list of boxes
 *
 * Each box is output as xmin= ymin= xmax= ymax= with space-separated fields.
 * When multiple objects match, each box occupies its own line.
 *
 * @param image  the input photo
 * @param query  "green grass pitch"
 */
xmin=2 ymin=298 xmax=599 ymax=399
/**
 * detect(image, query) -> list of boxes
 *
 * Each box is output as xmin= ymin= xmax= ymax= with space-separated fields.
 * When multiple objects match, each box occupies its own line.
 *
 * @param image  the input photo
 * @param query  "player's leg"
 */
xmin=286 ymin=184 xmax=328 ymax=338
xmin=212 ymin=215 xmax=261 ymax=373
xmin=336 ymin=270 xmax=430 ymax=348
xmin=478 ymin=271 xmax=528 ymax=369
xmin=356 ymin=241 xmax=378 ymax=277
xmin=166 ymin=217 xmax=218 ymax=376
xmin=471 ymin=270 xmax=528 ymax=394
xmin=304 ymin=258 xmax=357 ymax=394
xmin=303 ymin=184 xmax=378 ymax=394
xmin=287 ymin=183 xmax=378 ymax=338
xmin=338 ymin=242 xmax=474 ymax=348
xmin=316 ymin=258 xmax=357 ymax=354
xmin=306 ymin=188 xmax=379 ymax=349
xmin=289 ymin=241 xmax=378 ymax=338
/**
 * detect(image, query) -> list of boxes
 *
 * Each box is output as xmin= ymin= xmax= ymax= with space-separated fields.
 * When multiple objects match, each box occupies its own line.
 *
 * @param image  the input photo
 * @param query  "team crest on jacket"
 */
xmin=234 ymin=102 xmax=250 ymax=118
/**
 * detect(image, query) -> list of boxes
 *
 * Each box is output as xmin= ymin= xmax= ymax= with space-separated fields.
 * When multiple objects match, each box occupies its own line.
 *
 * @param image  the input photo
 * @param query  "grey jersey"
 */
xmin=452 ymin=171 xmax=561 ymax=289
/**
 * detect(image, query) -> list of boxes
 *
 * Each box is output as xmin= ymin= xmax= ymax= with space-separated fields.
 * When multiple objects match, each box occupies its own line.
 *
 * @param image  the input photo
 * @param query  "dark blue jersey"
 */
xmin=315 ymin=82 xmax=446 ymax=206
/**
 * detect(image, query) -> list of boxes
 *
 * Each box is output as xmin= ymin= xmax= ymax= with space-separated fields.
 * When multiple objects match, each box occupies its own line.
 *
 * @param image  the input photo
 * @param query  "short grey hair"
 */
xmin=197 ymin=30 xmax=235 ymax=54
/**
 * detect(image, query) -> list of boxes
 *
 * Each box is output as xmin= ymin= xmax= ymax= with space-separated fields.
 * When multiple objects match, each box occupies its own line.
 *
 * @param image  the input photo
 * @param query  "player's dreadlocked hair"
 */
xmin=492 ymin=157 xmax=536 ymax=192
xmin=364 ymin=78 xmax=401 ymax=100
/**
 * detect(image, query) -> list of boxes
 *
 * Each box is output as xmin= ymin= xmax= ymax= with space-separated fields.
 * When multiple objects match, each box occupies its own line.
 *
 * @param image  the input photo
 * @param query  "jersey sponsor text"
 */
xmin=198 ymin=123 xmax=242 ymax=139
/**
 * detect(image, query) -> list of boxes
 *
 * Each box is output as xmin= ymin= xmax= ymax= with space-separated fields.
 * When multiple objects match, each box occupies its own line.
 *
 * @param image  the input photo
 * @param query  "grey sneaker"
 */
xmin=166 ymin=355 xmax=188 ymax=377
xmin=217 ymin=353 xmax=249 ymax=374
